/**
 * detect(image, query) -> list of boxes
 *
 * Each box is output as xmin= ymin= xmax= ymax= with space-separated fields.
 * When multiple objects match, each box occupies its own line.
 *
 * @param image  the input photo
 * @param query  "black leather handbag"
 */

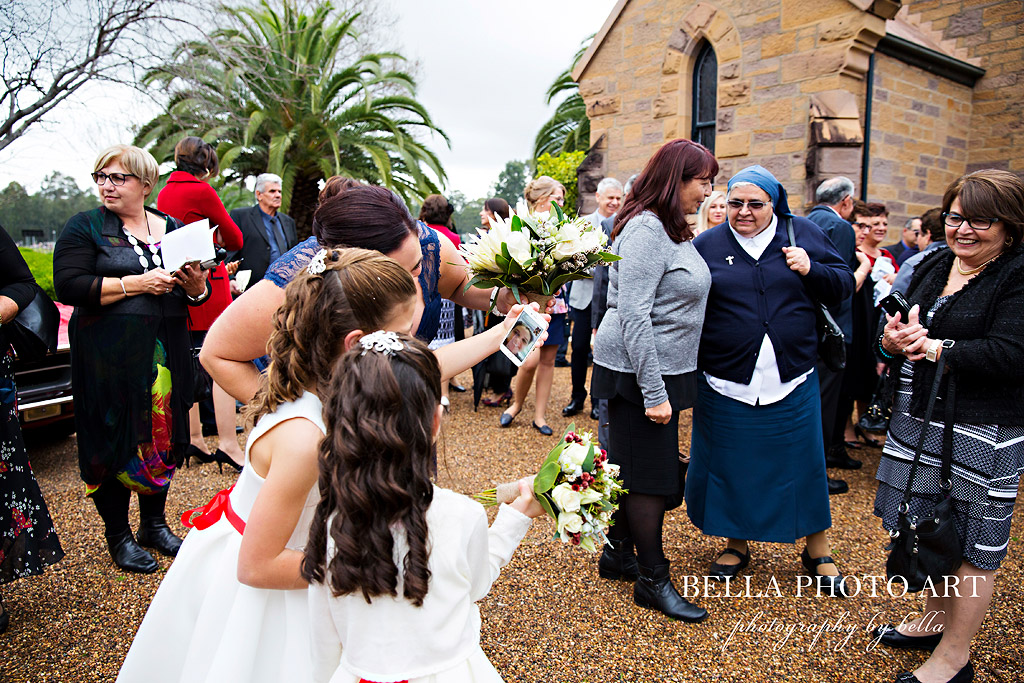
xmin=786 ymin=219 xmax=846 ymax=372
xmin=8 ymin=286 xmax=59 ymax=362
xmin=858 ymin=375 xmax=892 ymax=433
xmin=885 ymin=353 xmax=962 ymax=592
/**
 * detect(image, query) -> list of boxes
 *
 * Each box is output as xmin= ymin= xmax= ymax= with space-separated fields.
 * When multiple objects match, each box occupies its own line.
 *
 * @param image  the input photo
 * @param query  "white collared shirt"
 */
xmin=704 ymin=213 xmax=813 ymax=406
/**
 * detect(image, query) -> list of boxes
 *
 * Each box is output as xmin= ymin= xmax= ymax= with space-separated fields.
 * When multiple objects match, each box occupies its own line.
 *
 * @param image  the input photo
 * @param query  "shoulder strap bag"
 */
xmin=785 ymin=218 xmax=846 ymax=372
xmin=885 ymin=352 xmax=962 ymax=592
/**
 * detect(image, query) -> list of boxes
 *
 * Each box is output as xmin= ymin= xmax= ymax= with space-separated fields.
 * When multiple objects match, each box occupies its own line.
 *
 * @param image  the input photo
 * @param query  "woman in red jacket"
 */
xmin=157 ymin=137 xmax=245 ymax=471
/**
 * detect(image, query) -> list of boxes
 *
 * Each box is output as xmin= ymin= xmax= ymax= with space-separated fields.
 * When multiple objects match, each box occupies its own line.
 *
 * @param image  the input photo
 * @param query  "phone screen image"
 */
xmin=500 ymin=308 xmax=547 ymax=367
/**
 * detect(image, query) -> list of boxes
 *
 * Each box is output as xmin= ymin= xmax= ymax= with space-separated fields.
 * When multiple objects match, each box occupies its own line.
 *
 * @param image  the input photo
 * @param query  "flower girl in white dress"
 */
xmin=118 ymin=248 xmax=539 ymax=683
xmin=303 ymin=332 xmax=545 ymax=683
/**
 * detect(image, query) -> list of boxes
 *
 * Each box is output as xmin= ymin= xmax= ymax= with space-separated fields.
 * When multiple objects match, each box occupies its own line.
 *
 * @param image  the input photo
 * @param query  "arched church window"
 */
xmin=691 ymin=42 xmax=717 ymax=153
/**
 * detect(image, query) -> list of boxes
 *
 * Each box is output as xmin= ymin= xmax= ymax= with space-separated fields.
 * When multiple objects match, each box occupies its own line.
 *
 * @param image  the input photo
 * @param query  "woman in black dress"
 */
xmin=0 ymin=225 xmax=64 ymax=633
xmin=53 ymin=145 xmax=208 ymax=574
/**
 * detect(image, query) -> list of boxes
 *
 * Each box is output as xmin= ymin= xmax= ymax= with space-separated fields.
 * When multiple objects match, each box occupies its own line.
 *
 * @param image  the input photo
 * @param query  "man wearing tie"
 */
xmin=228 ymin=173 xmax=299 ymax=286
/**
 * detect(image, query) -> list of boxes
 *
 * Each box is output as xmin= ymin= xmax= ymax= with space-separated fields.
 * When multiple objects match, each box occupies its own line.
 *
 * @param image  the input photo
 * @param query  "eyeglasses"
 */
xmin=91 ymin=171 xmax=138 ymax=186
xmin=943 ymin=212 xmax=997 ymax=230
xmin=726 ymin=199 xmax=772 ymax=211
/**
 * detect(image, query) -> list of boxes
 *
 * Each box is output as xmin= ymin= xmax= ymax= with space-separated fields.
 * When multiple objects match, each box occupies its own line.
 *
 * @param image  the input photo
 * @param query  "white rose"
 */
xmin=551 ymin=223 xmax=583 ymax=261
xmin=550 ymin=483 xmax=582 ymax=512
xmin=579 ymin=487 xmax=603 ymax=505
xmin=577 ymin=226 xmax=604 ymax=252
xmin=504 ymin=229 xmax=534 ymax=266
xmin=557 ymin=511 xmax=583 ymax=535
xmin=561 ymin=442 xmax=589 ymax=467
xmin=604 ymin=463 xmax=621 ymax=478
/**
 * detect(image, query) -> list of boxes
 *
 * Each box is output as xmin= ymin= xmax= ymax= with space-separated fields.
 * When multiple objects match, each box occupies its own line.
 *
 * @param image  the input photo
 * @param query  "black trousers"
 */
xmin=816 ymin=345 xmax=851 ymax=451
xmin=569 ymin=304 xmax=592 ymax=401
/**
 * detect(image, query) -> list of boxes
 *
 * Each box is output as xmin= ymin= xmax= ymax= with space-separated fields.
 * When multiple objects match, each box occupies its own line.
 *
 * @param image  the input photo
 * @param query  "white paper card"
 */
xmin=234 ymin=269 xmax=252 ymax=292
xmin=160 ymin=219 xmax=215 ymax=272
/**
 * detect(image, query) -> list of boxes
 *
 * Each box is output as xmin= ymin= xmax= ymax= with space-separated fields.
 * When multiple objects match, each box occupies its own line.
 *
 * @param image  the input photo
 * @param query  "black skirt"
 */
xmin=592 ymin=366 xmax=698 ymax=497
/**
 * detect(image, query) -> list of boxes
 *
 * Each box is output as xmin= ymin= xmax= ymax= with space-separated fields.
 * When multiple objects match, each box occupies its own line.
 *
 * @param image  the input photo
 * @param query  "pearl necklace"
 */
xmin=123 ymin=227 xmax=162 ymax=270
xmin=955 ymin=255 xmax=995 ymax=276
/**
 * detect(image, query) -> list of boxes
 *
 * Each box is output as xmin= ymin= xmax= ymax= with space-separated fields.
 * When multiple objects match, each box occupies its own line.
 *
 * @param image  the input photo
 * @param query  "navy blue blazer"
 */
xmin=806 ymin=204 xmax=857 ymax=340
xmin=694 ymin=216 xmax=854 ymax=385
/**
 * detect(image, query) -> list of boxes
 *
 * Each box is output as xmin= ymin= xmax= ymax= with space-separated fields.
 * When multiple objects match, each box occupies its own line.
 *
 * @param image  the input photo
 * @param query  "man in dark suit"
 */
xmin=228 ymin=173 xmax=299 ymax=287
xmin=884 ymin=217 xmax=921 ymax=265
xmin=807 ymin=176 xmax=860 ymax=493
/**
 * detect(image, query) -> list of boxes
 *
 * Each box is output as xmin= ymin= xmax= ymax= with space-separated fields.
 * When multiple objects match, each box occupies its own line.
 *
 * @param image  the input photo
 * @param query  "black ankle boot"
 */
xmin=634 ymin=562 xmax=708 ymax=623
xmin=599 ymin=539 xmax=639 ymax=581
xmin=105 ymin=528 xmax=158 ymax=573
xmin=137 ymin=518 xmax=183 ymax=557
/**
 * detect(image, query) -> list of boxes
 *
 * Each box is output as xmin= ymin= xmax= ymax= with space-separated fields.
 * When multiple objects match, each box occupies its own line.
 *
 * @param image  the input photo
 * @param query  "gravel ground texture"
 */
xmin=2 ymin=365 xmax=1022 ymax=682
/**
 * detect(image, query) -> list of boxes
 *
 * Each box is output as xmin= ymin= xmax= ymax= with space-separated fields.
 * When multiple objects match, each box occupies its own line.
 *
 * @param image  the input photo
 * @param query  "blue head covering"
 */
xmin=727 ymin=165 xmax=793 ymax=218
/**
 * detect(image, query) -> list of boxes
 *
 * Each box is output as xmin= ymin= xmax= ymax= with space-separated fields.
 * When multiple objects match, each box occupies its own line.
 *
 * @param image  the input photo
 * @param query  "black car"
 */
xmin=14 ymin=303 xmax=75 ymax=436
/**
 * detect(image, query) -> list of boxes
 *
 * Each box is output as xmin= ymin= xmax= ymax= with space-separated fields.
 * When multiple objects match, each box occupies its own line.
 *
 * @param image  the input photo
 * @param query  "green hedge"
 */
xmin=18 ymin=247 xmax=56 ymax=300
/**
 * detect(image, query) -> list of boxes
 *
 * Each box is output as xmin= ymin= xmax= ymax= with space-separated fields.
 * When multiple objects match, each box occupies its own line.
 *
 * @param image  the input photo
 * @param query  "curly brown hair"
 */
xmin=245 ymin=248 xmax=417 ymax=424
xmin=301 ymin=334 xmax=441 ymax=607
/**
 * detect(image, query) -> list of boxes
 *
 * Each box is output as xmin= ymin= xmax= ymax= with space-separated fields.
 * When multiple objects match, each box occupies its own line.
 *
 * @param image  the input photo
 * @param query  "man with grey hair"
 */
xmin=807 ymin=176 xmax=860 ymax=489
xmin=564 ymin=177 xmax=623 ymax=419
xmin=885 ymin=216 xmax=921 ymax=266
xmin=229 ymin=172 xmax=298 ymax=284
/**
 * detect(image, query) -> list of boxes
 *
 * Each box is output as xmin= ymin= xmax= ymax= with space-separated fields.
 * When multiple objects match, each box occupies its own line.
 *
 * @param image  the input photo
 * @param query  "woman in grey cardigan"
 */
xmin=592 ymin=139 xmax=716 ymax=622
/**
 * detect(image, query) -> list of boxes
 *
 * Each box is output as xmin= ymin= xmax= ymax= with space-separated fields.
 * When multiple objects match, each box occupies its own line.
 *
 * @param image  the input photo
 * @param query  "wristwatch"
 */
xmin=926 ymin=339 xmax=954 ymax=362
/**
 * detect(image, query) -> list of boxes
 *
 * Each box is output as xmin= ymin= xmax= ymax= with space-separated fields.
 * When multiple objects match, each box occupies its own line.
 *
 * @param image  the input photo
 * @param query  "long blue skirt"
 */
xmin=685 ymin=373 xmax=832 ymax=543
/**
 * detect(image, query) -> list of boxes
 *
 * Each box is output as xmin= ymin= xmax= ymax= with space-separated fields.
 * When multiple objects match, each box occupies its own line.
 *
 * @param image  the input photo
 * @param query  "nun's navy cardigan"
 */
xmin=693 ymin=215 xmax=854 ymax=385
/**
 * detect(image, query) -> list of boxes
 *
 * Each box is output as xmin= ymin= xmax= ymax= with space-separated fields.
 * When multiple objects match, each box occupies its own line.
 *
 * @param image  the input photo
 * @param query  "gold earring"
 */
xmin=1006 ymin=236 xmax=1014 ymax=247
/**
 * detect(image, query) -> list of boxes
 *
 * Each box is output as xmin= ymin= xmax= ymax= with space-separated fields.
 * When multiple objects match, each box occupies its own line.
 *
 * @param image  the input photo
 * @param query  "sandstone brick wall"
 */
xmin=865 ymin=53 xmax=972 ymax=227
xmin=578 ymin=0 xmax=883 ymax=208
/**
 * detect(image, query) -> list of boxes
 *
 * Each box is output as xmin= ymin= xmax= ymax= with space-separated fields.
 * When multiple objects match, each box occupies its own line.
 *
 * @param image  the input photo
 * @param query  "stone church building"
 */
xmin=573 ymin=0 xmax=1023 ymax=234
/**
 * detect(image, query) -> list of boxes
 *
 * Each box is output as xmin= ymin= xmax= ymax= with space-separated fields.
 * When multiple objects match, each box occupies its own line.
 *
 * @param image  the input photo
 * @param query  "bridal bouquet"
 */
xmin=460 ymin=202 xmax=620 ymax=304
xmin=474 ymin=425 xmax=625 ymax=551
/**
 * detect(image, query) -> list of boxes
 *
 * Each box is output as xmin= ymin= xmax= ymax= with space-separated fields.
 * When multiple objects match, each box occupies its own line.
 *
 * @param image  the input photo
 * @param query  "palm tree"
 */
xmin=135 ymin=0 xmax=448 ymax=235
xmin=532 ymin=36 xmax=593 ymax=161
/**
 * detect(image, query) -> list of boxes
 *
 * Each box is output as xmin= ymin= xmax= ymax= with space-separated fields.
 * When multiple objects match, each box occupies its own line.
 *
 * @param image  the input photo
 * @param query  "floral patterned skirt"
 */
xmin=0 ymin=345 xmax=65 ymax=584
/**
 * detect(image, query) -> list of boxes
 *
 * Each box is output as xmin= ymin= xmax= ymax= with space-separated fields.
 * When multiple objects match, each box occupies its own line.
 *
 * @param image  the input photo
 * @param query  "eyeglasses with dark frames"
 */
xmin=91 ymin=171 xmax=138 ymax=186
xmin=942 ymin=212 xmax=997 ymax=230
xmin=726 ymin=199 xmax=772 ymax=211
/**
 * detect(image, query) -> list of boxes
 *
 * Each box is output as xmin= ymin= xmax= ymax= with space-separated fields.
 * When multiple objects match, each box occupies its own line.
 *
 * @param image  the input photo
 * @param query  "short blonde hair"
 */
xmin=93 ymin=144 xmax=159 ymax=191
xmin=524 ymin=175 xmax=565 ymax=212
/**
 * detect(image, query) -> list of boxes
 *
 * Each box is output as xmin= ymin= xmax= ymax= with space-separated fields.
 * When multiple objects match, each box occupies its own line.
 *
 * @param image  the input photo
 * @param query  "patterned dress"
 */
xmin=1 ymin=345 xmax=64 ymax=584
xmin=875 ymin=296 xmax=1024 ymax=570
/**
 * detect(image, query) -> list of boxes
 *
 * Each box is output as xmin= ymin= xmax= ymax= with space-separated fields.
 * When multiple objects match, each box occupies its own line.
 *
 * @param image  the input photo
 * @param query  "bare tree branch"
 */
xmin=0 ymin=0 xmax=213 ymax=154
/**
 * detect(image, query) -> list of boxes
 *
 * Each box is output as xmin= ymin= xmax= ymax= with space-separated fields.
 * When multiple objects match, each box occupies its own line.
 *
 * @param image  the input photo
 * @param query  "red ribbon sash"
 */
xmin=181 ymin=484 xmax=246 ymax=535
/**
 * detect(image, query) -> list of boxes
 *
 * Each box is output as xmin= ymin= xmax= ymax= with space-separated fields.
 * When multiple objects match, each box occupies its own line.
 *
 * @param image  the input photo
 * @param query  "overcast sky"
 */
xmin=1 ymin=0 xmax=618 ymax=200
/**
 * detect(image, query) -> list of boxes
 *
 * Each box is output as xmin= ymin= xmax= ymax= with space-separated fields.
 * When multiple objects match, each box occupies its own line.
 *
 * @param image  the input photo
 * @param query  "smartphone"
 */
xmin=500 ymin=307 xmax=548 ymax=367
xmin=879 ymin=291 xmax=911 ymax=320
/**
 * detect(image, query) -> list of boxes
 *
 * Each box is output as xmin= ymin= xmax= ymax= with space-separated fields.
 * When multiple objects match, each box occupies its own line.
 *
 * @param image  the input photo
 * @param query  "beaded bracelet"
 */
xmin=877 ymin=333 xmax=894 ymax=359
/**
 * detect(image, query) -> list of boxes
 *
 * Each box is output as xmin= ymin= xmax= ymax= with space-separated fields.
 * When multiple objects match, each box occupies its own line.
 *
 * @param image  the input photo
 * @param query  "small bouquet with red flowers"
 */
xmin=473 ymin=424 xmax=624 ymax=551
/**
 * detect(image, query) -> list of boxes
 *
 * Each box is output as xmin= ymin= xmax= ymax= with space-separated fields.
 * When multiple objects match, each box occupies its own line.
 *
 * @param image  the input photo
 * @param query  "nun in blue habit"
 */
xmin=686 ymin=165 xmax=854 ymax=595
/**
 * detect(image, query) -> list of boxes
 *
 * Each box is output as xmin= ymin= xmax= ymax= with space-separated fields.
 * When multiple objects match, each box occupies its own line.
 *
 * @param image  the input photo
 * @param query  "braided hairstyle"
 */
xmin=245 ymin=248 xmax=418 ymax=424
xmin=302 ymin=334 xmax=441 ymax=607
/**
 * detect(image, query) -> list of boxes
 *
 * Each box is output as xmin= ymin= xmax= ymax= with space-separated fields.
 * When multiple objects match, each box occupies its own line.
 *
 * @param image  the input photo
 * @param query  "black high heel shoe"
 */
xmin=895 ymin=660 xmax=973 ymax=683
xmin=212 ymin=449 xmax=243 ymax=473
xmin=184 ymin=444 xmax=215 ymax=468
xmin=854 ymin=424 xmax=882 ymax=448
xmin=482 ymin=390 xmax=513 ymax=408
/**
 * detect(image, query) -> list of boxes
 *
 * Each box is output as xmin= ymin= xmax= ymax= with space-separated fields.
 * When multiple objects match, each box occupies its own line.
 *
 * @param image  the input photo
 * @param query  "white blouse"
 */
xmin=704 ymin=214 xmax=813 ymax=406
xmin=308 ymin=487 xmax=532 ymax=683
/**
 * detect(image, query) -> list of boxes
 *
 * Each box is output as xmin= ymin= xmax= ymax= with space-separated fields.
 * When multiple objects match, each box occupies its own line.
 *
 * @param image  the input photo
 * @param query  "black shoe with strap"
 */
xmin=105 ymin=528 xmax=158 ymax=574
xmin=634 ymin=562 xmax=708 ymax=623
xmin=708 ymin=546 xmax=749 ymax=580
xmin=895 ymin=661 xmax=973 ymax=683
xmin=598 ymin=538 xmax=639 ymax=581
xmin=800 ymin=547 xmax=847 ymax=597
xmin=871 ymin=623 xmax=943 ymax=651
xmin=137 ymin=518 xmax=184 ymax=557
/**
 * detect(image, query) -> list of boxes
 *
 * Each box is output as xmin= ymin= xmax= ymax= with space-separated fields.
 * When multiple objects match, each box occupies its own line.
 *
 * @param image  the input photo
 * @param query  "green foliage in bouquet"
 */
xmin=461 ymin=201 xmax=620 ymax=305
